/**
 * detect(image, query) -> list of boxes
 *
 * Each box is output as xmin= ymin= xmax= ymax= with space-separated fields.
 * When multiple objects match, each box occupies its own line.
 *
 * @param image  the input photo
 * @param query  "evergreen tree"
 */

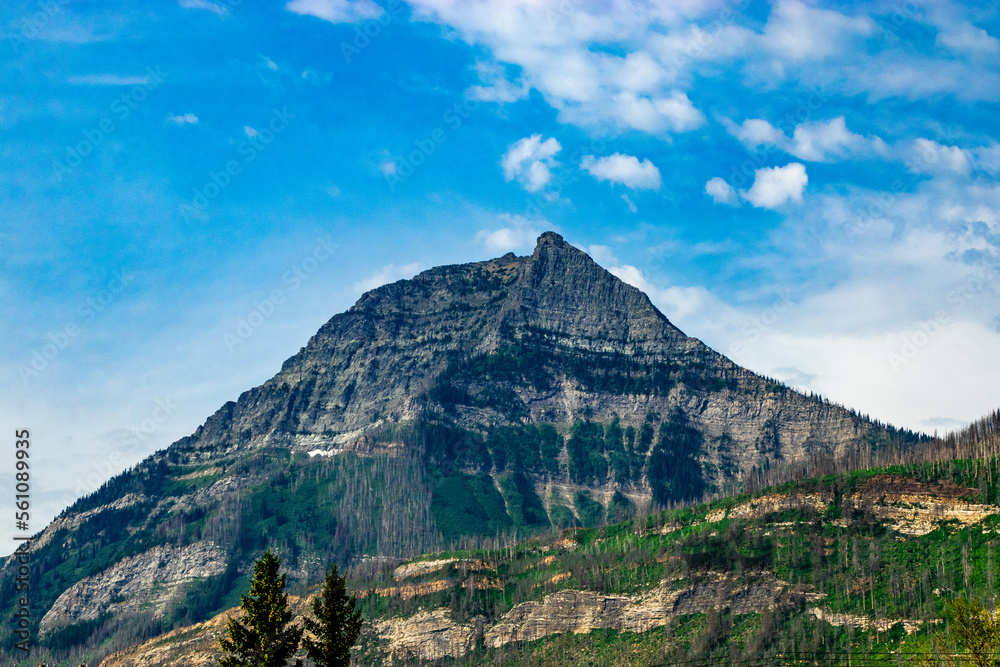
xmin=219 ymin=549 xmax=303 ymax=667
xmin=302 ymin=564 xmax=363 ymax=667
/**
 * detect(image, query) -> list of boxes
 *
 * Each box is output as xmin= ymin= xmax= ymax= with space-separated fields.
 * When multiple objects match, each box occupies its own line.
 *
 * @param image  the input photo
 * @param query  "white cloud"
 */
xmin=285 ymin=0 xmax=383 ymax=23
xmin=586 ymin=244 xmax=617 ymax=265
xmin=705 ymin=177 xmax=738 ymax=206
xmin=762 ymin=0 xmax=874 ymax=61
xmin=405 ymin=1 xmax=711 ymax=135
xmin=467 ymin=62 xmax=529 ymax=103
xmin=612 ymin=90 xmax=705 ymax=133
xmin=908 ymin=139 xmax=971 ymax=175
xmin=352 ymin=262 xmax=423 ymax=294
xmin=475 ymin=214 xmax=541 ymax=252
xmin=788 ymin=117 xmax=874 ymax=162
xmin=260 ymin=55 xmax=279 ymax=71
xmin=166 ymin=113 xmax=198 ymax=125
xmin=936 ymin=20 xmax=1000 ymax=56
xmin=609 ymin=265 xmax=735 ymax=327
xmin=580 ymin=153 xmax=661 ymax=190
xmin=742 ymin=163 xmax=808 ymax=209
xmin=243 ymin=126 xmax=258 ymax=138
xmin=726 ymin=116 xmax=885 ymax=163
xmin=608 ymin=264 xmax=655 ymax=295
xmin=607 ymin=252 xmax=1000 ymax=433
xmin=178 ymin=0 xmax=229 ymax=17
xmin=406 ymin=0 xmax=1000 ymax=127
xmin=728 ymin=118 xmax=786 ymax=150
xmin=975 ymin=142 xmax=1000 ymax=175
xmin=501 ymin=134 xmax=561 ymax=192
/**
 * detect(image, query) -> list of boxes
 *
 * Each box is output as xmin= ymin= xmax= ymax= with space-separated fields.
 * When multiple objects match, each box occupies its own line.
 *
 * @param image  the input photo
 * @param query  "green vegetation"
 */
xmin=431 ymin=472 xmax=512 ymax=539
xmin=647 ymin=409 xmax=705 ymax=505
xmin=346 ymin=449 xmax=1000 ymax=666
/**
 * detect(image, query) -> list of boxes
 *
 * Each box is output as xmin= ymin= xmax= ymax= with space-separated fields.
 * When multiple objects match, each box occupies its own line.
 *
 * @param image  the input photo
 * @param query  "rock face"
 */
xmin=482 ymin=573 xmax=781 ymax=649
xmin=375 ymin=608 xmax=483 ymax=661
xmin=40 ymin=542 xmax=227 ymax=635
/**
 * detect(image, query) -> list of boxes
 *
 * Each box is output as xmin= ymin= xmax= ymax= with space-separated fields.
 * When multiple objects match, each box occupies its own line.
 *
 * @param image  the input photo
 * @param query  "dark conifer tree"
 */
xmin=302 ymin=564 xmax=363 ymax=667
xmin=219 ymin=549 xmax=303 ymax=667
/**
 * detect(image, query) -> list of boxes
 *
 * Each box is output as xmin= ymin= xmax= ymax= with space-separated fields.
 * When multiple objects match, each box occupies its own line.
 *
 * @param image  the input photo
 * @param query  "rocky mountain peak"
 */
xmin=495 ymin=232 xmax=687 ymax=353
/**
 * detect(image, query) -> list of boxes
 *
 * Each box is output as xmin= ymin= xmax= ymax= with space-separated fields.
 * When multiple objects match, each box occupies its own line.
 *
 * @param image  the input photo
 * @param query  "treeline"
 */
xmin=738 ymin=410 xmax=1000 ymax=500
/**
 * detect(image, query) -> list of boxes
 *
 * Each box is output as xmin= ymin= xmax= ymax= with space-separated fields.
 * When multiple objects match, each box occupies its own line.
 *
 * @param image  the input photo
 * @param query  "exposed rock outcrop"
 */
xmin=707 ymin=475 xmax=997 ymax=536
xmin=40 ymin=542 xmax=228 ymax=635
xmin=376 ymin=608 xmax=484 ymax=661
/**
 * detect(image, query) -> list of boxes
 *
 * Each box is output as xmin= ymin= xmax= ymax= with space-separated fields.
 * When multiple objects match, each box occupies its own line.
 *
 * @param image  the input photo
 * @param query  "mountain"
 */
xmin=102 ymin=412 xmax=1000 ymax=666
xmin=0 ymin=232 xmax=927 ymax=664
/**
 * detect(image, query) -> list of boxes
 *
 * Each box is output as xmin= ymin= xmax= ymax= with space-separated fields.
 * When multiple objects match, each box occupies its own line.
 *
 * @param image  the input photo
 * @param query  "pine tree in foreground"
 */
xmin=302 ymin=564 xmax=363 ymax=667
xmin=219 ymin=549 xmax=304 ymax=667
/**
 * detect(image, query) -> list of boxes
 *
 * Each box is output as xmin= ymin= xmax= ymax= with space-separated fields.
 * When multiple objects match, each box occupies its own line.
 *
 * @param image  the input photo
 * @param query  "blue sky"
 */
xmin=2 ymin=0 xmax=1000 ymax=545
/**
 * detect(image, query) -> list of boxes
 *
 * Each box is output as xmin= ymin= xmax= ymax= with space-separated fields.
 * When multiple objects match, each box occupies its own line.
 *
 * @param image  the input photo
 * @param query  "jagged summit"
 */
xmin=503 ymin=231 xmax=686 ymax=351
xmin=348 ymin=231 xmax=686 ymax=356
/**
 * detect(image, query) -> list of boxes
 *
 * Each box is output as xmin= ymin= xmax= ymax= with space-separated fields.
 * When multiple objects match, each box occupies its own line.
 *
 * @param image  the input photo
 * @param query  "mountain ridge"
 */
xmin=1 ymin=232 xmax=928 ymax=664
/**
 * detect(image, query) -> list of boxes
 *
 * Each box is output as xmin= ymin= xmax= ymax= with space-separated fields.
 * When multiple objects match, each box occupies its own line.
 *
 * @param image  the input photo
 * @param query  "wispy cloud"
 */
xmin=285 ymin=0 xmax=383 ymax=24
xmin=166 ymin=113 xmax=198 ymax=125
xmin=68 ymin=74 xmax=151 ymax=86
xmin=476 ymin=214 xmax=541 ymax=252
xmin=705 ymin=177 xmax=738 ymax=206
xmin=178 ymin=0 xmax=230 ymax=18
xmin=352 ymin=262 xmax=424 ymax=294
xmin=725 ymin=116 xmax=886 ymax=163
